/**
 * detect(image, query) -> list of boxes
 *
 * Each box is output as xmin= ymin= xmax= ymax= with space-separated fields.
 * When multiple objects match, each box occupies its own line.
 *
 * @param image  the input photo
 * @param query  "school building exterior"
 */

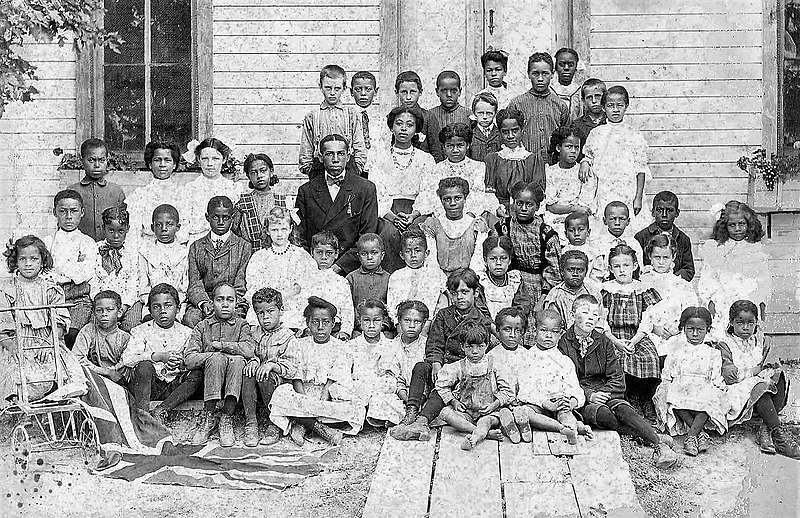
xmin=0 ymin=0 xmax=797 ymax=353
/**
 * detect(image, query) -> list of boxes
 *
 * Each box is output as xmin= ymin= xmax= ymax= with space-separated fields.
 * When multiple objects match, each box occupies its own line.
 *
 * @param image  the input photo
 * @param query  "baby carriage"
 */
xmin=0 ymin=303 xmax=100 ymax=468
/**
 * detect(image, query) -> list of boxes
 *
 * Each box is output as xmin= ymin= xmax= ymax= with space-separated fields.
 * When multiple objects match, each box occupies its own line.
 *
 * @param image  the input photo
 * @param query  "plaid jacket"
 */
xmin=232 ymin=191 xmax=287 ymax=251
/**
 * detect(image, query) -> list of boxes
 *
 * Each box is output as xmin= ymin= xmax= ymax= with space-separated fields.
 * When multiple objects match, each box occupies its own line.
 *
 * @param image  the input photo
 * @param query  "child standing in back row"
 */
xmin=478 ymin=49 xmax=513 ymax=109
xmin=572 ymin=78 xmax=607 ymax=154
xmin=429 ymin=71 xmax=472 ymax=130
xmin=550 ymin=48 xmax=582 ymax=122
xmin=299 ymin=64 xmax=366 ymax=178
xmin=395 ymin=71 xmax=445 ymax=162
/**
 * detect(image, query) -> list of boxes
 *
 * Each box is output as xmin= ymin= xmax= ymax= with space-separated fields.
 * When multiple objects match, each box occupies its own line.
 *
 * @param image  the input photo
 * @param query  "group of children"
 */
xmin=0 ymin=45 xmax=797 ymax=471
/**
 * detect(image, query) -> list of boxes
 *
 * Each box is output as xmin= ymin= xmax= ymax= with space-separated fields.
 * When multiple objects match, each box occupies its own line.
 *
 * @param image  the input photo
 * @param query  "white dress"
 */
xmin=478 ymin=267 xmax=525 ymax=319
xmin=544 ymin=162 xmax=598 ymax=241
xmin=125 ymin=176 xmax=187 ymax=245
xmin=366 ymin=144 xmax=434 ymax=217
xmin=583 ymin=122 xmax=652 ymax=232
xmin=180 ymin=175 xmax=245 ymax=244
xmin=639 ymin=270 xmax=699 ymax=356
xmin=654 ymin=337 xmax=729 ymax=435
xmin=244 ymin=244 xmax=318 ymax=325
xmin=697 ymin=239 xmax=772 ymax=332
xmin=721 ymin=332 xmax=783 ymax=426
xmin=415 ymin=158 xmax=497 ymax=217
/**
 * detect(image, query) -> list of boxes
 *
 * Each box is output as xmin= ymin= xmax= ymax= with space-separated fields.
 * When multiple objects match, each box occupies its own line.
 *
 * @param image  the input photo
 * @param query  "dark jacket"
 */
xmin=413 ymin=106 xmax=445 ymax=162
xmin=295 ymin=172 xmax=379 ymax=275
xmin=187 ymin=232 xmax=252 ymax=315
xmin=425 ymin=304 xmax=492 ymax=365
xmin=634 ymin=223 xmax=695 ymax=281
xmin=557 ymin=327 xmax=626 ymax=401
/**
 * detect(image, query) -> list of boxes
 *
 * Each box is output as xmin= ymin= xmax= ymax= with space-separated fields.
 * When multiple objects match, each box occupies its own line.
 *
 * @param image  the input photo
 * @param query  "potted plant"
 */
xmin=739 ymin=149 xmax=800 ymax=210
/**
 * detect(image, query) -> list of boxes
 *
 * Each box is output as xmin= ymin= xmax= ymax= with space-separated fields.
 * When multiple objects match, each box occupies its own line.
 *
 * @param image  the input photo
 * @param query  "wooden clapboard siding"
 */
xmin=0 ymin=41 xmax=77 ymax=247
xmin=211 ymin=0 xmax=381 ymax=187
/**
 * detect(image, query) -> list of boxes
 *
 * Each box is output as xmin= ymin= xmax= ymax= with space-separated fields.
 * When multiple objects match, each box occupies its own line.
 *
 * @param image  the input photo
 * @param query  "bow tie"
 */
xmin=326 ymin=174 xmax=345 ymax=187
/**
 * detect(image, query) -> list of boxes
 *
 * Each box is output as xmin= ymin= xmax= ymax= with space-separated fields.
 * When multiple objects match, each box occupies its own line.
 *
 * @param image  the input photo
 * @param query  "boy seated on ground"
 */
xmin=185 ymin=283 xmax=255 ymax=447
xmin=435 ymin=321 xmax=518 ymax=450
xmin=122 ymin=283 xmax=201 ymax=425
xmin=512 ymin=309 xmax=592 ymax=444
xmin=241 ymin=287 xmax=298 ymax=447
xmin=72 ymin=290 xmax=132 ymax=386
xmin=557 ymin=295 xmax=677 ymax=468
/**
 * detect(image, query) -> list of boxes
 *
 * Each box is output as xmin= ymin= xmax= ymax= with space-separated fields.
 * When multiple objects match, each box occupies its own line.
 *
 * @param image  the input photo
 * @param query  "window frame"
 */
xmin=75 ymin=0 xmax=213 ymax=165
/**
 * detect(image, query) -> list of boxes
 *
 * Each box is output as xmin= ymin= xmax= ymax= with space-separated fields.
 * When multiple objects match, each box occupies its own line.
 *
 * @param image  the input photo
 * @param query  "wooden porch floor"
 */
xmin=362 ymin=427 xmax=646 ymax=518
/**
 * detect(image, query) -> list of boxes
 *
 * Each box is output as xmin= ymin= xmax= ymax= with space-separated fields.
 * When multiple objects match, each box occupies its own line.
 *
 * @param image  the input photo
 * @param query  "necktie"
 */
xmin=327 ymin=174 xmax=345 ymax=187
xmin=100 ymin=246 xmax=123 ymax=275
xmin=362 ymin=111 xmax=371 ymax=150
xmin=213 ymin=239 xmax=223 ymax=253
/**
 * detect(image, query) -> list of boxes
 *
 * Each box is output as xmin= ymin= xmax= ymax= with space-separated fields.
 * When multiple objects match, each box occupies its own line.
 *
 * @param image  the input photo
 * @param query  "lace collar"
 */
xmin=497 ymin=145 xmax=531 ymax=161
xmin=601 ymin=279 xmax=650 ymax=295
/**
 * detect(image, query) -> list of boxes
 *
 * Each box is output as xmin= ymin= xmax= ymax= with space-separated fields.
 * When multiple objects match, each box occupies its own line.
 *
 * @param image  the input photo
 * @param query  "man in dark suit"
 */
xmin=295 ymin=134 xmax=378 ymax=275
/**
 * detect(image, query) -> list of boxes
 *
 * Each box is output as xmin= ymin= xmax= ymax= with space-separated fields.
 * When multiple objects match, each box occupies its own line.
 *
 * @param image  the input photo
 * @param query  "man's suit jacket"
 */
xmin=187 ymin=232 xmax=252 ymax=314
xmin=295 ymin=172 xmax=378 ymax=275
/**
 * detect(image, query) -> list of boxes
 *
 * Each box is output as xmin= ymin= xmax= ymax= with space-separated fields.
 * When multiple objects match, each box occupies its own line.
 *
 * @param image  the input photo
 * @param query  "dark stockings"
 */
xmin=204 ymin=395 xmax=237 ymax=415
xmin=673 ymin=409 xmax=709 ymax=436
xmin=595 ymin=404 xmax=660 ymax=446
xmin=754 ymin=375 xmax=788 ymax=430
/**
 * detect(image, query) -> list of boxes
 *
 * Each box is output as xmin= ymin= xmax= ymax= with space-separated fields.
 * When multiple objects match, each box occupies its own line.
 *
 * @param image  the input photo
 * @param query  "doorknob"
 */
xmin=488 ymin=9 xmax=495 ymax=35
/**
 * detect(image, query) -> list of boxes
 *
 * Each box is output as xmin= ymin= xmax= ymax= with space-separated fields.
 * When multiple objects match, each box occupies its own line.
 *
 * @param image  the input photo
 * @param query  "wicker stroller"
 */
xmin=0 ymin=303 xmax=100 ymax=468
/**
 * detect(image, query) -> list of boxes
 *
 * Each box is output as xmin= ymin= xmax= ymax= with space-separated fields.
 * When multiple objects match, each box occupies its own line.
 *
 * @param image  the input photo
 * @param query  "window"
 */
xmin=102 ymin=0 xmax=193 ymax=154
xmin=781 ymin=1 xmax=800 ymax=155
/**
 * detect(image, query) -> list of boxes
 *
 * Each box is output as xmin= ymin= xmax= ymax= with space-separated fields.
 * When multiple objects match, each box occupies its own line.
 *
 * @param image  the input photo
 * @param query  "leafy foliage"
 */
xmin=0 ymin=0 xmax=122 ymax=105
xmin=738 ymin=149 xmax=800 ymax=190
xmin=53 ymin=146 xmax=133 ymax=171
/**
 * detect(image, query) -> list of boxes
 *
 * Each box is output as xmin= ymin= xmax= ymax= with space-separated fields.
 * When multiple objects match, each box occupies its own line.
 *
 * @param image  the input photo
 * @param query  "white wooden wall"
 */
xmin=0 ymin=43 xmax=77 ymax=245
xmin=211 ymin=0 xmax=382 ymax=195
xmin=588 ymin=0 xmax=762 ymax=243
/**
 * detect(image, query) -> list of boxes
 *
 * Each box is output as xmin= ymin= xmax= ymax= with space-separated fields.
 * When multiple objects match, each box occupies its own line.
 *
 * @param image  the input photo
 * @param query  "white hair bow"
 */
xmin=709 ymin=202 xmax=726 ymax=221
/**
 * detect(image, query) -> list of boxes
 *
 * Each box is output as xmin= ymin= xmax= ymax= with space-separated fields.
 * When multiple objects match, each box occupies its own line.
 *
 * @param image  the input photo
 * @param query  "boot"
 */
xmin=641 ymin=399 xmax=659 ymax=426
xmin=771 ymin=426 xmax=800 ymax=459
xmin=697 ymin=431 xmax=711 ymax=453
xmin=683 ymin=435 xmax=699 ymax=457
xmin=398 ymin=405 xmax=419 ymax=426
xmin=756 ymin=423 xmax=776 ymax=454
xmin=261 ymin=423 xmax=281 ymax=446
xmin=653 ymin=436 xmax=678 ymax=469
xmin=389 ymin=416 xmax=431 ymax=442
xmin=191 ymin=411 xmax=218 ymax=445
xmin=243 ymin=418 xmax=259 ymax=447
xmin=218 ymin=414 xmax=236 ymax=447
xmin=151 ymin=405 xmax=169 ymax=428
xmin=312 ymin=421 xmax=343 ymax=446
xmin=289 ymin=422 xmax=307 ymax=446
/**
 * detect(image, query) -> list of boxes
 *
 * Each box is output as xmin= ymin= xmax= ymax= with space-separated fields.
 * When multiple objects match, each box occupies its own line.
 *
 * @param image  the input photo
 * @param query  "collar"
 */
xmin=319 ymin=101 xmax=345 ymax=110
xmin=646 ymin=222 xmax=677 ymax=236
xmin=564 ymin=326 xmax=601 ymax=343
xmin=497 ymin=145 xmax=531 ymax=161
xmin=392 ymin=145 xmax=415 ymax=156
xmin=439 ymin=103 xmax=462 ymax=113
xmin=79 ymin=175 xmax=108 ymax=186
xmin=98 ymin=240 xmax=124 ymax=253
xmin=212 ymin=314 xmax=237 ymax=325
xmin=358 ymin=265 xmax=386 ymax=275
xmin=527 ymin=88 xmax=551 ymax=98
xmin=477 ymin=123 xmax=496 ymax=136
xmin=326 ymin=172 xmax=346 ymax=187
xmin=209 ymin=231 xmax=230 ymax=243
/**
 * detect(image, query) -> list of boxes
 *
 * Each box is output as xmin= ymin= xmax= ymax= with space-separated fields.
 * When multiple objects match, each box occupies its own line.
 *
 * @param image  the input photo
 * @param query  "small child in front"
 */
xmin=390 ymin=268 xmax=493 ymax=441
xmin=595 ymin=201 xmax=645 ymax=280
xmin=429 ymin=70 xmax=471 ymax=130
xmin=542 ymin=250 xmax=598 ymax=329
xmin=559 ymin=295 xmax=677 ymax=468
xmin=395 ymin=70 xmax=445 ymax=161
xmin=68 ymin=138 xmax=126 ymax=241
xmin=346 ymin=234 xmax=390 ymax=334
xmin=386 ymin=229 xmax=448 ymax=326
xmin=122 ymin=283 xmax=199 ymax=424
xmin=92 ymin=207 xmax=142 ymax=332
xmin=185 ymin=283 xmax=255 ymax=447
xmin=332 ymin=300 xmax=403 ymax=426
xmin=184 ymin=195 xmax=252 ymax=327
xmin=634 ymin=191 xmax=695 ymax=281
xmin=469 ymin=92 xmax=501 ymax=163
xmin=299 ymin=64 xmax=366 ymax=177
xmin=514 ymin=309 xmax=591 ymax=444
xmin=435 ymin=321 xmax=517 ymax=450
xmin=72 ymin=290 xmax=132 ymax=387
xmin=45 ymin=189 xmax=99 ymax=348
xmin=550 ymin=48 xmax=582 ymax=121
xmin=269 ymin=297 xmax=367 ymax=445
xmin=488 ymin=307 xmax=528 ymax=379
xmin=300 ymin=231 xmax=355 ymax=339
xmin=137 ymin=204 xmax=189 ymax=320
xmin=241 ymin=288 xmax=298 ymax=447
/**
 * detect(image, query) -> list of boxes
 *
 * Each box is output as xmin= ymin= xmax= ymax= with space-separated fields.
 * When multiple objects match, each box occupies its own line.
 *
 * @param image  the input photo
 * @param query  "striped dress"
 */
xmin=507 ymin=89 xmax=569 ymax=181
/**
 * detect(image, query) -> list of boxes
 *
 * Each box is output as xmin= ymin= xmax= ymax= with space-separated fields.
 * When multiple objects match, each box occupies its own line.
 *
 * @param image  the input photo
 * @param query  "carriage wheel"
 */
xmin=11 ymin=424 xmax=31 ymax=469
xmin=78 ymin=416 xmax=101 ymax=468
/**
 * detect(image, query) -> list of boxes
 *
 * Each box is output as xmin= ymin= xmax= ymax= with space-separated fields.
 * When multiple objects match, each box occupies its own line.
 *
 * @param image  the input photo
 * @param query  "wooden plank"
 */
xmin=14 ymin=42 xmax=77 ymax=62
xmin=546 ymin=432 xmax=586 ymax=456
xmin=504 ymin=482 xmax=581 ymax=518
xmin=362 ymin=431 xmax=436 ymax=518
xmin=378 ymin=0 xmax=399 ymax=112
xmin=215 ymin=104 xmax=311 ymax=125
xmin=650 ymin=162 xmax=746 ymax=178
xmin=15 ymin=61 xmax=76 ymax=80
xmin=0 ymin=118 xmax=76 ymax=134
xmin=213 ymin=19 xmax=380 ymax=36
xmin=214 ymin=87 xmax=375 ymax=105
xmin=213 ymin=70 xmax=380 ymax=89
xmin=0 ymin=99 xmax=76 ymax=119
xmin=530 ymin=430 xmax=553 ymax=455
xmin=649 ymin=177 xmax=748 ymax=194
xmin=592 ymin=13 xmax=761 ymax=32
xmin=592 ymin=47 xmax=762 ymax=66
xmin=765 ymin=313 xmax=800 ymax=334
xmin=642 ymin=129 xmax=762 ymax=147
xmin=630 ymin=96 xmax=762 ymax=114
xmin=569 ymin=431 xmax=645 ymax=516
xmin=214 ymin=6 xmax=381 ymax=21
xmin=23 ymin=79 xmax=77 ymax=99
xmin=429 ymin=427 xmax=501 ymax=518
xmin=766 ymin=337 xmax=800 ymax=362
xmin=762 ymin=0 xmax=778 ymax=152
xmin=593 ymin=63 xmax=762 ymax=81
xmin=214 ymin=124 xmax=302 ymax=144
xmin=0 ymin=133 xmax=77 ymax=150
xmin=213 ymin=53 xmax=378 ymax=72
xmin=613 ymin=79 xmax=763 ymax=98
xmin=196 ymin=0 xmax=215 ymax=141
xmin=590 ymin=0 xmax=759 ymax=14
xmin=573 ymin=0 xmax=592 ymax=79
xmin=591 ymin=30 xmax=762 ymax=49
xmin=499 ymin=441 xmax=570 ymax=483
xmin=626 ymin=113 xmax=761 ymax=130
xmin=648 ymin=145 xmax=751 ymax=163
xmin=214 ymin=0 xmax=379 ymax=5
xmin=214 ymin=35 xmax=381 ymax=54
